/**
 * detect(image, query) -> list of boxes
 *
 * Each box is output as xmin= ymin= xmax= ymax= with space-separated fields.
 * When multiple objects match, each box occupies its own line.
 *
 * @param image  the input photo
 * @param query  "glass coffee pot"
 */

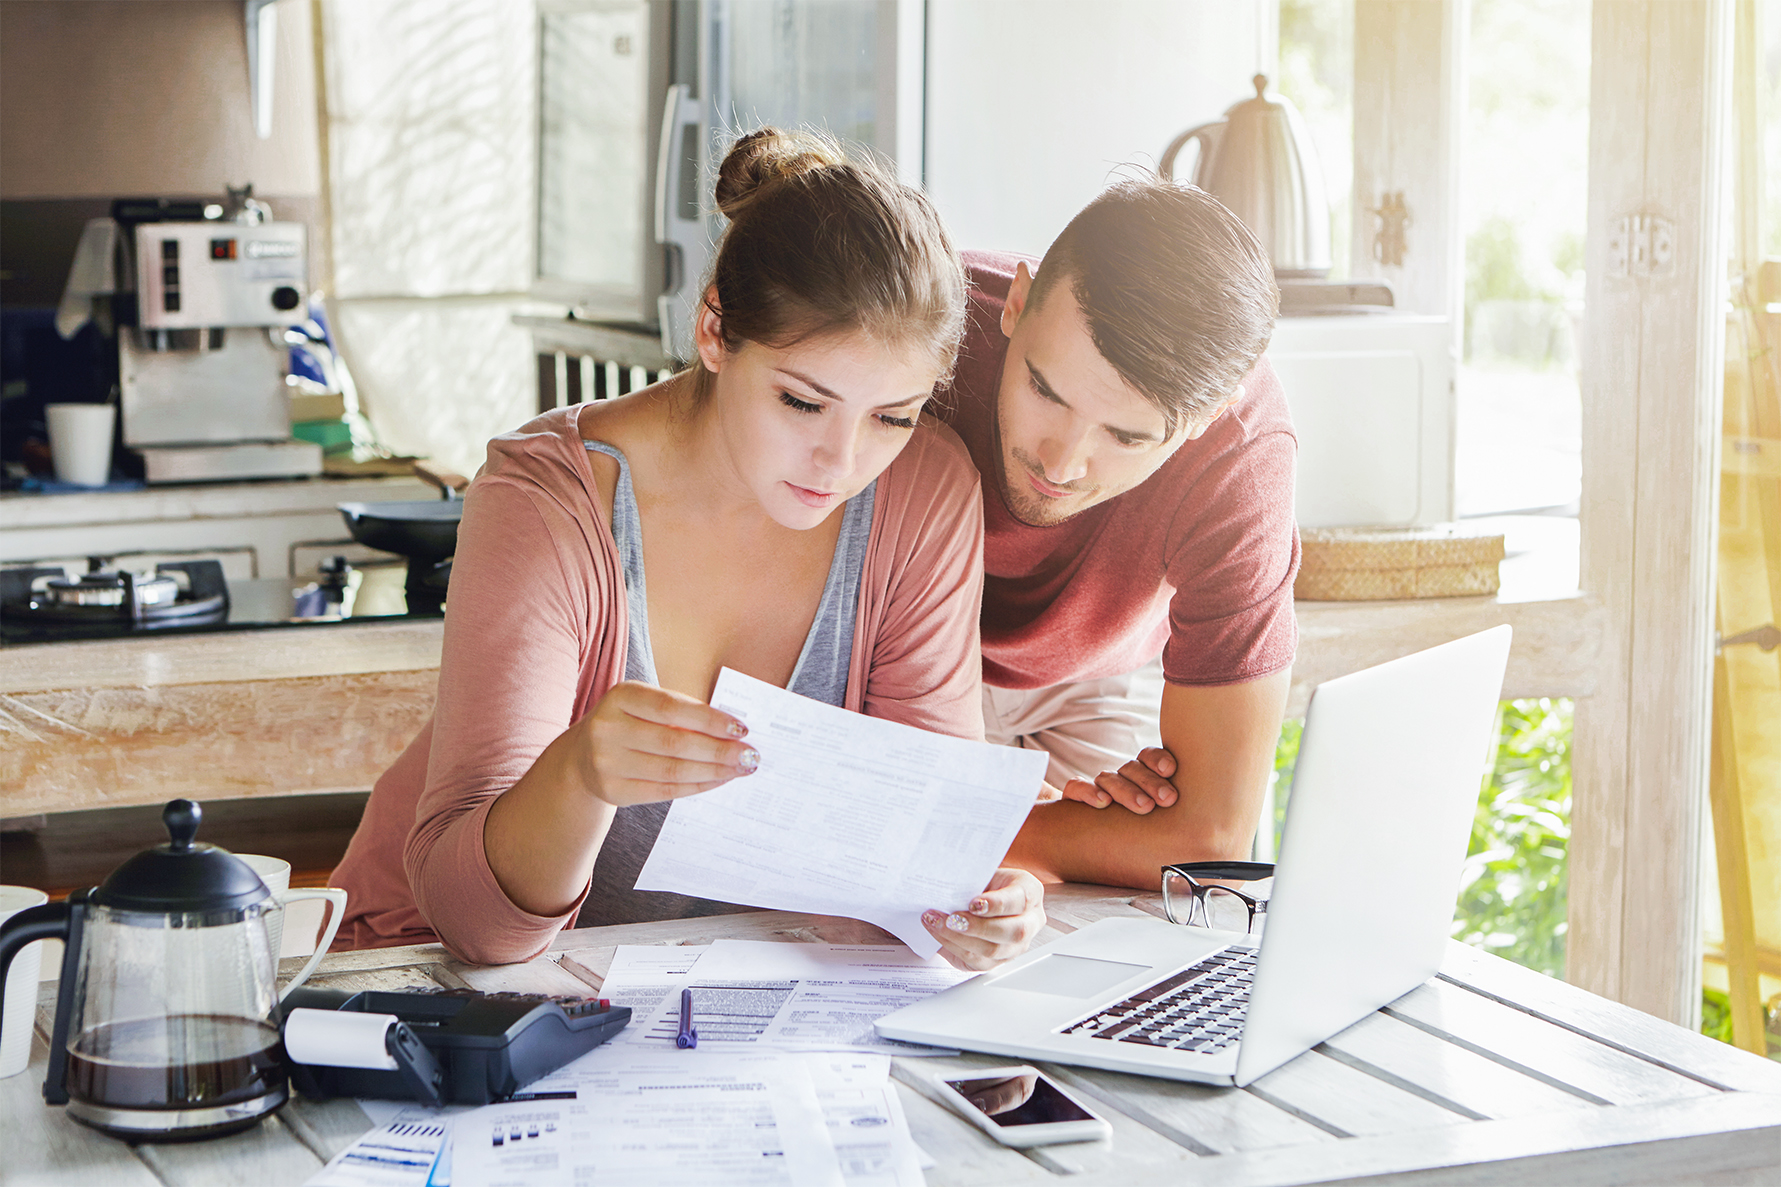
xmin=0 ymin=799 xmax=334 ymax=1140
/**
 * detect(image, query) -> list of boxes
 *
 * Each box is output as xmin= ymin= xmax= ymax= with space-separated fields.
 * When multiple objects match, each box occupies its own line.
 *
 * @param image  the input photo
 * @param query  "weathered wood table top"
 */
xmin=7 ymin=884 xmax=1780 ymax=1186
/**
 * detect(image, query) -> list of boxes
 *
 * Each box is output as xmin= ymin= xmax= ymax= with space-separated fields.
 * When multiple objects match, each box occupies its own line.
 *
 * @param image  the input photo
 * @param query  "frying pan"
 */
xmin=338 ymin=462 xmax=470 ymax=611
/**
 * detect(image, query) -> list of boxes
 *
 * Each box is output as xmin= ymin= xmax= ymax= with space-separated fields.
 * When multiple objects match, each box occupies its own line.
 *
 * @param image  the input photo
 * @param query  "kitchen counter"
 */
xmin=0 ymin=590 xmax=1600 ymax=816
xmin=0 ymin=619 xmax=442 ymax=815
xmin=0 ymin=617 xmax=443 ymax=696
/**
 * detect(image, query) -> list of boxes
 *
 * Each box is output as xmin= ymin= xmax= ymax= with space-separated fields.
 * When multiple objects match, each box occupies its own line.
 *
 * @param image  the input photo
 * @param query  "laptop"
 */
xmin=876 ymin=626 xmax=1513 ymax=1087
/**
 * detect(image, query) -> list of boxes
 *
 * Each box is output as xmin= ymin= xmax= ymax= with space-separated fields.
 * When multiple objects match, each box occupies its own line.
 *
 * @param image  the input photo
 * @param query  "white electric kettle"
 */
xmin=1161 ymin=74 xmax=1333 ymax=279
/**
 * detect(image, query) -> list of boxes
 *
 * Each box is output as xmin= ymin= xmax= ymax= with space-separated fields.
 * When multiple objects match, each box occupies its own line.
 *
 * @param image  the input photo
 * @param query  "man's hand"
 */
xmin=1005 ymin=671 xmax=1290 ymax=889
xmin=1058 ymin=747 xmax=1181 ymax=814
xmin=923 ymin=867 xmax=1046 ymax=971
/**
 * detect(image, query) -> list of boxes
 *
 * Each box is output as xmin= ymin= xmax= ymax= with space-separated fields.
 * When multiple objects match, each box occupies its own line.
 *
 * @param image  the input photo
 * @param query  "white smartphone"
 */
xmin=930 ymin=1065 xmax=1112 ymax=1147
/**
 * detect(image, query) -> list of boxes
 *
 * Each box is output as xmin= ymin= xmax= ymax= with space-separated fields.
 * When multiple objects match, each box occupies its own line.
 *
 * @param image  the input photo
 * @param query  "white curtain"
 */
xmin=316 ymin=0 xmax=538 ymax=477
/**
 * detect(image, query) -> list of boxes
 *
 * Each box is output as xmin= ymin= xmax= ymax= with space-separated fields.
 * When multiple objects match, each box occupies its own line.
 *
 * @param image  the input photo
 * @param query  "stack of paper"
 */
xmin=452 ymin=1050 xmax=920 ymax=1187
xmin=305 ymin=943 xmax=963 ymax=1187
xmin=609 ymin=941 xmax=969 ymax=1052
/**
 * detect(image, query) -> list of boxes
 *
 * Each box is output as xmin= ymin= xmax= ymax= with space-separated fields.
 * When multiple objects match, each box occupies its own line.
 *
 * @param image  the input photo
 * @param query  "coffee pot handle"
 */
xmin=276 ymin=888 xmax=349 ymax=1002
xmin=0 ymin=902 xmax=71 ymax=1037
xmin=1 ymin=894 xmax=89 ymax=1104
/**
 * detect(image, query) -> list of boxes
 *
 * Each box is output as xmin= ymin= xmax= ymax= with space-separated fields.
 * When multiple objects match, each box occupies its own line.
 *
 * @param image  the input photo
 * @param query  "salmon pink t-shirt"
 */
xmin=939 ymin=250 xmax=1300 ymax=690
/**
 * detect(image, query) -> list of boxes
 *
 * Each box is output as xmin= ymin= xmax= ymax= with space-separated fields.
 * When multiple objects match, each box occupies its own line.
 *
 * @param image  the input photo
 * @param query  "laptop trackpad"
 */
xmin=995 ymin=954 xmax=1151 ymax=998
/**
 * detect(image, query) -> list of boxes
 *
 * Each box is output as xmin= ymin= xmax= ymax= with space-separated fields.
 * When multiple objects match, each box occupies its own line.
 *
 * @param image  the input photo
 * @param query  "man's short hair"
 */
xmin=1026 ymin=177 xmax=1279 ymax=436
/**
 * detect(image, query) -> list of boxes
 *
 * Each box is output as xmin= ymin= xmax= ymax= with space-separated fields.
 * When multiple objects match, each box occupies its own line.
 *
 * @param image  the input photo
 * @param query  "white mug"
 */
xmin=0 ymin=886 xmax=50 ymax=1078
xmin=44 ymin=403 xmax=115 ymax=487
xmin=237 ymin=855 xmax=347 ymax=1002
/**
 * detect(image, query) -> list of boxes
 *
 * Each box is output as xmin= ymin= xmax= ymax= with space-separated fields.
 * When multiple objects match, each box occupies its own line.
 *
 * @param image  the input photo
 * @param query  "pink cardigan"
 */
xmin=330 ymin=404 xmax=986 ymax=964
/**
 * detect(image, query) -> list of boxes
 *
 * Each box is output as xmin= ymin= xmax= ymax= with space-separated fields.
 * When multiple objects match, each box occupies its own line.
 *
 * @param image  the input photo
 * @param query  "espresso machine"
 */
xmin=115 ymin=191 xmax=322 ymax=483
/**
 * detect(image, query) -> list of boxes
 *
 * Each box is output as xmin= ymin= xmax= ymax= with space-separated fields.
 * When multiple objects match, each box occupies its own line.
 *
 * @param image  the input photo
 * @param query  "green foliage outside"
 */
xmin=1270 ymin=698 xmax=1571 ymax=980
xmin=1267 ymin=718 xmax=1301 ymax=854
xmin=1452 ymin=699 xmax=1572 ymax=978
xmin=1700 ymin=988 xmax=1781 ymax=1059
xmin=1466 ymin=216 xmax=1542 ymax=309
xmin=1701 ymin=987 xmax=1735 ymax=1044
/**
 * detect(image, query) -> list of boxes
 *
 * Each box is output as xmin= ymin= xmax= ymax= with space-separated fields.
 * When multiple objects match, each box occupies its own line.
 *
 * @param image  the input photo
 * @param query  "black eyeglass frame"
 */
xmin=1160 ymin=861 xmax=1276 ymax=932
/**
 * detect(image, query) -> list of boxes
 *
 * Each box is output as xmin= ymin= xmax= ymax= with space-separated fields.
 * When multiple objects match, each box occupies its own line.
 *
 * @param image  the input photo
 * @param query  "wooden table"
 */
xmin=7 ymin=885 xmax=1780 ymax=1186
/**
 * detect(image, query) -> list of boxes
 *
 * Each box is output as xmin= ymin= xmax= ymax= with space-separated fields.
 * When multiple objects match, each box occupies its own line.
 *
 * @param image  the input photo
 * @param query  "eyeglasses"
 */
xmin=1161 ymin=861 xmax=1275 ymax=933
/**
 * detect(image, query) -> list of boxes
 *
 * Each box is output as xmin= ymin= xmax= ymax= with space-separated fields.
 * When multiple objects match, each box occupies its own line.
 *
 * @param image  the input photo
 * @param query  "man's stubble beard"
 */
xmin=999 ymin=446 xmax=1098 ymax=528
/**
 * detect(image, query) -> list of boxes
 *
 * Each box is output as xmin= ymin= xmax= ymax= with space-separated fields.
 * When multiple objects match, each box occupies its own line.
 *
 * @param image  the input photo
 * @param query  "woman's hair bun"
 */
xmin=714 ymin=127 xmax=847 ymax=219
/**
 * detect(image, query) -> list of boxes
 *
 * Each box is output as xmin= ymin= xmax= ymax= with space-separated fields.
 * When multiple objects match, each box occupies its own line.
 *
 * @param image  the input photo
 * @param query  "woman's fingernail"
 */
xmin=923 ymin=910 xmax=944 ymax=927
xmin=946 ymin=913 xmax=970 ymax=932
xmin=737 ymin=748 xmax=760 ymax=773
xmin=728 ymin=721 xmax=748 ymax=738
xmin=1136 ymin=795 xmax=1152 ymax=810
xmin=970 ymin=898 xmax=990 ymax=915
xmin=1096 ymin=794 xmax=1110 ymax=808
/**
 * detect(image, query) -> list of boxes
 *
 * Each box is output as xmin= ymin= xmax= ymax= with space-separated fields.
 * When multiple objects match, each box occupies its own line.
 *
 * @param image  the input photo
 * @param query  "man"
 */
xmin=935 ymin=177 xmax=1297 ymax=891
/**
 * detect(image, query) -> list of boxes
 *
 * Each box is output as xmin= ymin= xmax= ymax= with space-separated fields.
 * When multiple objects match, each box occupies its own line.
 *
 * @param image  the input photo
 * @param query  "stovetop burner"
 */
xmin=42 ymin=569 xmax=174 ymax=608
xmin=0 ymin=556 xmax=441 ymax=645
xmin=3 ymin=559 xmax=230 ymax=629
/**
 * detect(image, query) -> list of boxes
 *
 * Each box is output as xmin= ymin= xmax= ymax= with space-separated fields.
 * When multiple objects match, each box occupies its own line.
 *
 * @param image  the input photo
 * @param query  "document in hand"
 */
xmin=635 ymin=669 xmax=1049 ymax=957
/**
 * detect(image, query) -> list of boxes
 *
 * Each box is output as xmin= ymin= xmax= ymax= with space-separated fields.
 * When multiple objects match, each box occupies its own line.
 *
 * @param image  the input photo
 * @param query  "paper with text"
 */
xmin=677 ymin=941 xmax=967 ymax=1052
xmin=807 ymin=1054 xmax=926 ymax=1187
xmin=595 ymin=942 xmax=962 ymax=1053
xmin=453 ymin=1050 xmax=845 ymax=1187
xmin=636 ymin=669 xmax=1047 ymax=956
xmin=303 ymin=1106 xmax=453 ymax=1187
xmin=575 ymin=944 xmax=707 ymax=1046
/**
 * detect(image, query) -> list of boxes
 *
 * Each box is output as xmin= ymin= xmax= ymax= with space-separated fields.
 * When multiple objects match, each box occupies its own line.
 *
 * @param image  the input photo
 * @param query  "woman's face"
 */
xmin=695 ymin=304 xmax=942 ymax=531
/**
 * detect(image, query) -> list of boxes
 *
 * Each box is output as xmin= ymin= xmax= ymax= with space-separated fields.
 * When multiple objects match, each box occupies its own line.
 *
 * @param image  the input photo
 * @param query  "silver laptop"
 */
xmin=876 ymin=626 xmax=1512 ymax=1087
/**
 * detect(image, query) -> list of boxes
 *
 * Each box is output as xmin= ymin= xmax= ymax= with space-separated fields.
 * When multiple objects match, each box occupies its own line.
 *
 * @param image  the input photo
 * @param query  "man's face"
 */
xmin=992 ymin=263 xmax=1234 ymax=527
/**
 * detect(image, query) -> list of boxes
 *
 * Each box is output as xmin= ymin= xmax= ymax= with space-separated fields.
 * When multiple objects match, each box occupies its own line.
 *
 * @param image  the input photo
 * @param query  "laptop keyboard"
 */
xmin=1059 ymin=947 xmax=1257 ymax=1053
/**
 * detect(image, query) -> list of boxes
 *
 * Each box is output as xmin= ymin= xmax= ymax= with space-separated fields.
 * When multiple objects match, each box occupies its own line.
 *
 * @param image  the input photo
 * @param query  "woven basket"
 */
xmin=1296 ymin=525 xmax=1506 ymax=601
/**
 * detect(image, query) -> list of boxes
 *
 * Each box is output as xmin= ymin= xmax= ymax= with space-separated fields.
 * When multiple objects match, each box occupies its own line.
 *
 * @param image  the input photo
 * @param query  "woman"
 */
xmin=331 ymin=129 xmax=1045 ymax=970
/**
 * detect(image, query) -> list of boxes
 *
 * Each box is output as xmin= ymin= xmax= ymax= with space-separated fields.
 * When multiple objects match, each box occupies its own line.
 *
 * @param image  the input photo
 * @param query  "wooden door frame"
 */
xmin=1346 ymin=0 xmax=1732 ymax=1026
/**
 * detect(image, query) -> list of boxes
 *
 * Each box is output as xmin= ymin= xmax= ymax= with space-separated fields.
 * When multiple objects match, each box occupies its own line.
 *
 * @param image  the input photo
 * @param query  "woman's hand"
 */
xmin=577 ymin=681 xmax=759 ymax=806
xmin=1058 ymin=746 xmax=1180 ymax=815
xmin=923 ymin=867 xmax=1046 ymax=971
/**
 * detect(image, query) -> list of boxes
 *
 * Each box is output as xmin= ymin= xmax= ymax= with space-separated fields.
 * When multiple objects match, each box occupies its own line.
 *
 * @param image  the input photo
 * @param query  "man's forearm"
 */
xmin=1003 ymin=671 xmax=1290 ymax=889
xmin=1005 ymin=797 xmax=1255 ymax=888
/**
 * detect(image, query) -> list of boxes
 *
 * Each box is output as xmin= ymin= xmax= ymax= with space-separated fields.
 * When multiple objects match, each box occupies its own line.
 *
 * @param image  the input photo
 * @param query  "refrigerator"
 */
xmin=532 ymin=0 xmax=925 ymax=364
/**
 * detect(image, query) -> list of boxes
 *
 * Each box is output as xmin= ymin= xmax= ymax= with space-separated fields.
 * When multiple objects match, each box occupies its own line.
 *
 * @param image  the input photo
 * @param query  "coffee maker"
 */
xmin=114 ymin=190 xmax=322 ymax=483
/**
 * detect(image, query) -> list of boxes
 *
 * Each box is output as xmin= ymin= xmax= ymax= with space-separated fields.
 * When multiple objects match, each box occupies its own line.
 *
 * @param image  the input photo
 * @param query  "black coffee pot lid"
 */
xmin=95 ymin=800 xmax=272 ymax=913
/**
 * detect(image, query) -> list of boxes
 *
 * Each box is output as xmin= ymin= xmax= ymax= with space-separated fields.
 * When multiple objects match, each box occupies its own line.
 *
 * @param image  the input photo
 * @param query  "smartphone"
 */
xmin=931 ymin=1066 xmax=1112 ymax=1147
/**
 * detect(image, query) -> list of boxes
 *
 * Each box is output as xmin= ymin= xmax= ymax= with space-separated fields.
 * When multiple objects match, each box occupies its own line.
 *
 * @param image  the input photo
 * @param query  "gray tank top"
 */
xmin=576 ymin=440 xmax=874 ymax=925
